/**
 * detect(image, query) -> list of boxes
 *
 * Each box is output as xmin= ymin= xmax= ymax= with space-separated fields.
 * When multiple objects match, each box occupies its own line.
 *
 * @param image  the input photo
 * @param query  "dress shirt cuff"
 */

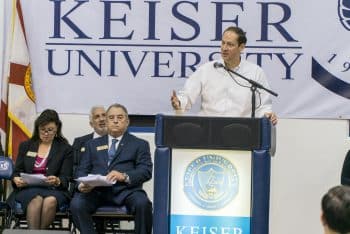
xmin=122 ymin=173 xmax=130 ymax=184
xmin=177 ymin=93 xmax=188 ymax=111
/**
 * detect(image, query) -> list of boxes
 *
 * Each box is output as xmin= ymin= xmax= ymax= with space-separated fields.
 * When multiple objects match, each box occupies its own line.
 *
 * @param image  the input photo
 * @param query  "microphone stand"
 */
xmin=224 ymin=67 xmax=278 ymax=118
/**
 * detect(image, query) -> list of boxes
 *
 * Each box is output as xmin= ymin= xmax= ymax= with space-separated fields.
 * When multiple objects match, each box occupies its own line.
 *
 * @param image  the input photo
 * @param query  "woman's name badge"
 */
xmin=26 ymin=151 xmax=37 ymax=157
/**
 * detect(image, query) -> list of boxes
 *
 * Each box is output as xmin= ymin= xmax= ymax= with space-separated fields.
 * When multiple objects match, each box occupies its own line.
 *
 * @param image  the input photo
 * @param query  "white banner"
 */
xmin=19 ymin=0 xmax=350 ymax=118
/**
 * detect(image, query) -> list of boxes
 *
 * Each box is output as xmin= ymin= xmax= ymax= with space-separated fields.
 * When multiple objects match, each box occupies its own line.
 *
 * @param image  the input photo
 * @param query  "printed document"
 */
xmin=20 ymin=173 xmax=49 ymax=186
xmin=75 ymin=174 xmax=116 ymax=187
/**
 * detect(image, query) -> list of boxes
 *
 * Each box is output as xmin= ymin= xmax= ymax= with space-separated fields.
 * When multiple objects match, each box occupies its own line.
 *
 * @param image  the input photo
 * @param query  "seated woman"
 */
xmin=9 ymin=109 xmax=73 ymax=229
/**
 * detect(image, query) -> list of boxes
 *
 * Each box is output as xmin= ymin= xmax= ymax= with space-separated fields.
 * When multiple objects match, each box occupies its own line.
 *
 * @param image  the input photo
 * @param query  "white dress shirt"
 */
xmin=177 ymin=59 xmax=273 ymax=117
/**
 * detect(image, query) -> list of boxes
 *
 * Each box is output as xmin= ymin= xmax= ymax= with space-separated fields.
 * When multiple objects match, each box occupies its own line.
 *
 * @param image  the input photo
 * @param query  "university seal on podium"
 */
xmin=183 ymin=154 xmax=239 ymax=210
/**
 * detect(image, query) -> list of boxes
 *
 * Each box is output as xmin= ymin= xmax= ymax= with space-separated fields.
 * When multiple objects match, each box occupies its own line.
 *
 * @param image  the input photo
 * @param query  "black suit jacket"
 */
xmin=72 ymin=133 xmax=94 ymax=169
xmin=341 ymin=150 xmax=350 ymax=185
xmin=13 ymin=138 xmax=73 ymax=194
xmin=76 ymin=132 xmax=153 ymax=204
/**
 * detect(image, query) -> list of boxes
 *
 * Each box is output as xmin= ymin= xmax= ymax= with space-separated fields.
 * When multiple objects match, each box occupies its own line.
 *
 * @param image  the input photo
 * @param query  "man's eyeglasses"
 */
xmin=39 ymin=127 xmax=57 ymax=134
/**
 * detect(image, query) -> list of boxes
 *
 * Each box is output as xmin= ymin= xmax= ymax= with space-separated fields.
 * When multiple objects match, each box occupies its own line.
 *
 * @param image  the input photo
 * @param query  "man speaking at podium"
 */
xmin=171 ymin=26 xmax=277 ymax=125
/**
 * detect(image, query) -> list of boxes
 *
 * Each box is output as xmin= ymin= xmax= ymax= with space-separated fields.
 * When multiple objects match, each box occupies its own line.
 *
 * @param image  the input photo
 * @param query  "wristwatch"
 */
xmin=123 ymin=173 xmax=130 ymax=183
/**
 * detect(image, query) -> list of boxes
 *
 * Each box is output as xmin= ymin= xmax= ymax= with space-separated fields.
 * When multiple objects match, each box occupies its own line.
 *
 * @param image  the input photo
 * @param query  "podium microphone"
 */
xmin=213 ymin=61 xmax=278 ymax=97
xmin=212 ymin=60 xmax=278 ymax=118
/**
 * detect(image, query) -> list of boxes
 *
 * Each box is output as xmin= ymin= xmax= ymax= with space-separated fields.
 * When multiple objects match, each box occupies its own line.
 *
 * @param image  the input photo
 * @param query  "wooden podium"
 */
xmin=153 ymin=115 xmax=274 ymax=234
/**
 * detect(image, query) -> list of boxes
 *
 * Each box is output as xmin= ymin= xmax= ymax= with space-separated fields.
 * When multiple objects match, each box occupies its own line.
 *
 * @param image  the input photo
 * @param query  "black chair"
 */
xmin=90 ymin=205 xmax=135 ymax=233
xmin=69 ymin=194 xmax=135 ymax=233
xmin=0 ymin=156 xmax=14 ymax=230
xmin=10 ymin=201 xmax=72 ymax=230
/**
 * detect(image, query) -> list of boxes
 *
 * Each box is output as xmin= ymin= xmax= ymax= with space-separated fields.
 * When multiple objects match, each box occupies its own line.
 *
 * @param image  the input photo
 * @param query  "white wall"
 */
xmin=270 ymin=119 xmax=350 ymax=234
xmin=60 ymin=115 xmax=350 ymax=234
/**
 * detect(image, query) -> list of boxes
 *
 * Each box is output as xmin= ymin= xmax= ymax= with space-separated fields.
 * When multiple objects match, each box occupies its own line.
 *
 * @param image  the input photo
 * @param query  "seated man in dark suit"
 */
xmin=70 ymin=103 xmax=153 ymax=234
xmin=341 ymin=150 xmax=350 ymax=186
xmin=321 ymin=185 xmax=350 ymax=234
xmin=71 ymin=105 xmax=107 ymax=232
xmin=72 ymin=105 xmax=107 ymax=167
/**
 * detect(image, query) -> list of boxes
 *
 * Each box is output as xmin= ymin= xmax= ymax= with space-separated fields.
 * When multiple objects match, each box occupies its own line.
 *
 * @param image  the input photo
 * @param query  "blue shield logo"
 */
xmin=183 ymin=154 xmax=239 ymax=210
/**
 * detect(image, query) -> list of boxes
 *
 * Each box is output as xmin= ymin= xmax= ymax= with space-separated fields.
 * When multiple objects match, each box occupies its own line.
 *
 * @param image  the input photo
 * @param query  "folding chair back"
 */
xmin=0 ymin=156 xmax=14 ymax=230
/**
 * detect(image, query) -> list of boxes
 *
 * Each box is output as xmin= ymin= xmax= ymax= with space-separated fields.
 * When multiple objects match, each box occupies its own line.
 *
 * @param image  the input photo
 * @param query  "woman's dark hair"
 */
xmin=31 ymin=109 xmax=68 ymax=143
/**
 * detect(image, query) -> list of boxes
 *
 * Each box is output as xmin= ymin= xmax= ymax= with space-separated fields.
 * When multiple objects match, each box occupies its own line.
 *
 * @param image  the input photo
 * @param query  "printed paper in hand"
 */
xmin=75 ymin=174 xmax=116 ymax=187
xmin=20 ymin=173 xmax=49 ymax=186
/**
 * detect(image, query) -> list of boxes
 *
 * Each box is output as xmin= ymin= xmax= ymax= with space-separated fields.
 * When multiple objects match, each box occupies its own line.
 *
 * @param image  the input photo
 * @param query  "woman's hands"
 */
xmin=13 ymin=175 xmax=61 ymax=188
xmin=46 ymin=175 xmax=61 ymax=187
xmin=13 ymin=176 xmax=27 ymax=188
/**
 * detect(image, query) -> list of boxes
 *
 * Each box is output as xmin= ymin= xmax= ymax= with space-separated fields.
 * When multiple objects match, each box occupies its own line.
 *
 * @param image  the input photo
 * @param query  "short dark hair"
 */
xmin=32 ymin=109 xmax=67 ymax=143
xmin=223 ymin=26 xmax=247 ymax=45
xmin=106 ymin=103 xmax=129 ymax=117
xmin=322 ymin=185 xmax=350 ymax=233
